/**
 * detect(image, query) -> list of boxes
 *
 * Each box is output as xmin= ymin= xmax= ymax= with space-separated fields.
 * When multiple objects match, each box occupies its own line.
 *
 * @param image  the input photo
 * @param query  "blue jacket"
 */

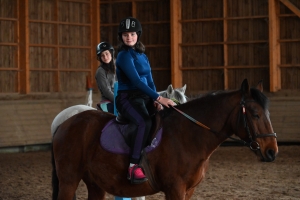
xmin=116 ymin=48 xmax=159 ymax=100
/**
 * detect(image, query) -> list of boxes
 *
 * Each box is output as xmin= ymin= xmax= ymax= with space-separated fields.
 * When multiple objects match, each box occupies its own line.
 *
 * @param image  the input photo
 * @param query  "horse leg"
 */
xmin=164 ymin=186 xmax=186 ymax=200
xmin=57 ymin=182 xmax=79 ymax=200
xmin=165 ymin=192 xmax=185 ymax=200
xmin=52 ymin=147 xmax=77 ymax=200
xmin=85 ymin=182 xmax=106 ymax=200
xmin=185 ymin=188 xmax=195 ymax=200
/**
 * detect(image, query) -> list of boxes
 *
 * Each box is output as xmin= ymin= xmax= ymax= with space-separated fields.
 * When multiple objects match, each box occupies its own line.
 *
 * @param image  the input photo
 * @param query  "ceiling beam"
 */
xmin=280 ymin=0 xmax=300 ymax=18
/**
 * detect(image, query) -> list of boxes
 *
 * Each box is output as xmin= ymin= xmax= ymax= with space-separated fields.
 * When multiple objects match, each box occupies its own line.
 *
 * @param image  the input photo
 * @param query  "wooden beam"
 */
xmin=91 ymin=0 xmax=100 ymax=90
xmin=280 ymin=0 xmax=300 ymax=18
xmin=14 ymin=2 xmax=19 ymax=93
xmin=223 ymin=0 xmax=228 ymax=90
xmin=54 ymin=0 xmax=59 ymax=92
xmin=19 ymin=0 xmax=30 ymax=94
xmin=269 ymin=0 xmax=281 ymax=92
xmin=132 ymin=1 xmax=137 ymax=17
xmin=170 ymin=0 xmax=182 ymax=88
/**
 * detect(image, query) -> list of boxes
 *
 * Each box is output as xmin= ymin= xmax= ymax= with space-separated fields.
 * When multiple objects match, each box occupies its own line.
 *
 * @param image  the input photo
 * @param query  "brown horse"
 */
xmin=51 ymin=79 xmax=278 ymax=200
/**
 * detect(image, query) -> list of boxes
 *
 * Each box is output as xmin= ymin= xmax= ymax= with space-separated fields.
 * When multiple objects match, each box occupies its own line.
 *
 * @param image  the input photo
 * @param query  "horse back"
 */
xmin=52 ymin=110 xmax=114 ymax=161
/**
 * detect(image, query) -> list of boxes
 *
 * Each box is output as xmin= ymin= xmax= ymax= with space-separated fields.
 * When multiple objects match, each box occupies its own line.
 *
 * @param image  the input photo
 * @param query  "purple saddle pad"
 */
xmin=100 ymin=119 xmax=163 ymax=155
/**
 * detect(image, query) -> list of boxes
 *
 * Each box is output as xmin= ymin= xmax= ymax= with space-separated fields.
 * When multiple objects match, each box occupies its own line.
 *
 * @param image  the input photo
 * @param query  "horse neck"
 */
xmin=174 ymin=91 xmax=241 ymax=158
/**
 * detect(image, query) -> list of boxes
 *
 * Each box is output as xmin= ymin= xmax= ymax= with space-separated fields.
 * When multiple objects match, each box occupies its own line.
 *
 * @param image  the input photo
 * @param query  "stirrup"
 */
xmin=127 ymin=165 xmax=148 ymax=184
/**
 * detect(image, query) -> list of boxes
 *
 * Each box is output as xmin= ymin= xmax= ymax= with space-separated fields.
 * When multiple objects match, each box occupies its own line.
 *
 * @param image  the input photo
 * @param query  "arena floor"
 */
xmin=0 ymin=145 xmax=299 ymax=200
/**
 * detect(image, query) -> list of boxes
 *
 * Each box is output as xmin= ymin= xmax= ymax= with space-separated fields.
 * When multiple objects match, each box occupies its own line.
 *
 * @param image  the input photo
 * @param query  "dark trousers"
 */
xmin=116 ymin=90 xmax=154 ymax=164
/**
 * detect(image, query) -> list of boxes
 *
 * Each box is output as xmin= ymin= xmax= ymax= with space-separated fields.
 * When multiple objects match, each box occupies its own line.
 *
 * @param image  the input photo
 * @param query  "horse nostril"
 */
xmin=266 ymin=149 xmax=276 ymax=162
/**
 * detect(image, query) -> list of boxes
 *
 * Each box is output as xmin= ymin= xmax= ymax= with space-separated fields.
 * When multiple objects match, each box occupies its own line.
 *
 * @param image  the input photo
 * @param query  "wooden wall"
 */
xmin=279 ymin=0 xmax=300 ymax=90
xmin=0 ymin=0 xmax=18 ymax=93
xmin=177 ymin=0 xmax=300 ymax=95
xmin=0 ymin=0 xmax=299 ymax=95
xmin=0 ymin=0 xmax=300 ymax=147
xmin=99 ymin=0 xmax=171 ymax=91
xmin=0 ymin=0 xmax=99 ymax=94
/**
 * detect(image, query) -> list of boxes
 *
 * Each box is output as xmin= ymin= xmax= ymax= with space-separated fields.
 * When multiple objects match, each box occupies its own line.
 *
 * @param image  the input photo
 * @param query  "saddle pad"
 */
xmin=100 ymin=119 xmax=163 ymax=155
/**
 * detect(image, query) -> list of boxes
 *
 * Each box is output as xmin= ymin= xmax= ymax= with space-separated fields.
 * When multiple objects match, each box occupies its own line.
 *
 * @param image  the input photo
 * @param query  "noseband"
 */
xmin=171 ymin=96 xmax=277 ymax=152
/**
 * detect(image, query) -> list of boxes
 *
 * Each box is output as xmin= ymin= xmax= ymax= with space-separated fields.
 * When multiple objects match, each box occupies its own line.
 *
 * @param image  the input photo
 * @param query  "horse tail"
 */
xmin=51 ymin=141 xmax=59 ymax=200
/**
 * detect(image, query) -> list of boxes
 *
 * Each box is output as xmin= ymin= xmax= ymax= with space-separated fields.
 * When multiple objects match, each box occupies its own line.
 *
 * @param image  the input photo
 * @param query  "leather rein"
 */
xmin=171 ymin=96 xmax=277 ymax=152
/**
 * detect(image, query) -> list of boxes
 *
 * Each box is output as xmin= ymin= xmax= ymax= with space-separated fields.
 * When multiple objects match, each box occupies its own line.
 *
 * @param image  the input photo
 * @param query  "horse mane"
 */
xmin=160 ymin=90 xmax=231 ymax=118
xmin=161 ymin=87 xmax=269 ymax=118
xmin=250 ymin=87 xmax=269 ymax=109
xmin=184 ymin=90 xmax=231 ymax=106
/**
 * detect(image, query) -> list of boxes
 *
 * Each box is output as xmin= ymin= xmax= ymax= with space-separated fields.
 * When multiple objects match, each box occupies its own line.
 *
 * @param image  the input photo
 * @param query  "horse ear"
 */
xmin=177 ymin=84 xmax=186 ymax=94
xmin=167 ymin=84 xmax=174 ymax=94
xmin=240 ymin=79 xmax=250 ymax=94
xmin=256 ymin=80 xmax=263 ymax=93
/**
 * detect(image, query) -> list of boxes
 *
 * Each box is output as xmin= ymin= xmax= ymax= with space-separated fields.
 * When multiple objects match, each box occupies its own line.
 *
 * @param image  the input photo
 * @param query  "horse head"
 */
xmin=231 ymin=79 xmax=278 ymax=162
xmin=159 ymin=84 xmax=188 ymax=104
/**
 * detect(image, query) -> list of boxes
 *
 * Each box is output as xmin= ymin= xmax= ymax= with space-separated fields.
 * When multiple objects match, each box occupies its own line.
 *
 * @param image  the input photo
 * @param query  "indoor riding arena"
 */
xmin=0 ymin=0 xmax=299 ymax=199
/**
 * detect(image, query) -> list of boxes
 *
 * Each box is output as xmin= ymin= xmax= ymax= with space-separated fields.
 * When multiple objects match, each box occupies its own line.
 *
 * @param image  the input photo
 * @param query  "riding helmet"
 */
xmin=96 ymin=42 xmax=114 ymax=56
xmin=118 ymin=17 xmax=142 ymax=41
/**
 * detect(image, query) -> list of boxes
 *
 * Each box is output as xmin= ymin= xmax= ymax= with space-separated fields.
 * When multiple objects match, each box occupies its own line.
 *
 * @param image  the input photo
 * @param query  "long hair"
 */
xmin=98 ymin=49 xmax=116 ymax=74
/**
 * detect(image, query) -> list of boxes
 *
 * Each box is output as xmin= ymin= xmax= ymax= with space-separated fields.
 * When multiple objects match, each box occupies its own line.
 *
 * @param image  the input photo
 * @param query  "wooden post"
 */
xmin=54 ymin=0 xmax=59 ymax=92
xmin=132 ymin=1 xmax=137 ymax=17
xmin=269 ymin=0 xmax=281 ymax=92
xmin=170 ymin=0 xmax=182 ymax=88
xmin=91 ymin=0 xmax=100 ymax=90
xmin=19 ymin=0 xmax=29 ymax=94
xmin=223 ymin=0 xmax=229 ymax=90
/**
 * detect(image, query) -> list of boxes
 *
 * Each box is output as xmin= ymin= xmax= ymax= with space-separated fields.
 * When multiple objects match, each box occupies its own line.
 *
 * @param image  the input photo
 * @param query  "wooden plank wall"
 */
xmin=0 ymin=0 xmax=299 ymax=147
xmin=180 ymin=0 xmax=271 ymax=95
xmin=29 ymin=0 xmax=93 ymax=93
xmin=0 ymin=0 xmax=18 ymax=93
xmin=0 ymin=95 xmax=299 ymax=149
xmin=0 ymin=94 xmax=89 ymax=147
xmin=0 ymin=0 xmax=98 ymax=94
xmin=99 ymin=0 xmax=171 ymax=91
xmin=279 ymin=0 xmax=300 ymax=90
xmin=0 ymin=0 xmax=300 ymax=94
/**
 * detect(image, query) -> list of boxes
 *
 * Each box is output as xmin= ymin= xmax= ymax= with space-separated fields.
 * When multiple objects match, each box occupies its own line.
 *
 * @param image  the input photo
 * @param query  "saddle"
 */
xmin=100 ymin=112 xmax=163 ymax=155
xmin=99 ymin=112 xmax=163 ymax=191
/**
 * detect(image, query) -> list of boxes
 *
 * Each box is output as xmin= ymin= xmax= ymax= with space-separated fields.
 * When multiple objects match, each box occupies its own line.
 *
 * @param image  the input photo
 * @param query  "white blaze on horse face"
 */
xmin=265 ymin=110 xmax=274 ymax=132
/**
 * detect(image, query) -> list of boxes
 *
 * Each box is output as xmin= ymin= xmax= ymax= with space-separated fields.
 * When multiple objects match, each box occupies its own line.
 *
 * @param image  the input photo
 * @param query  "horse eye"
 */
xmin=253 ymin=114 xmax=260 ymax=119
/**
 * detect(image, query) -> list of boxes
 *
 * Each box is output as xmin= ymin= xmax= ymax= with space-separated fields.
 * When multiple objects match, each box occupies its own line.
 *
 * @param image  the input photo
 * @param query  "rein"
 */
xmin=171 ymin=97 xmax=277 ymax=151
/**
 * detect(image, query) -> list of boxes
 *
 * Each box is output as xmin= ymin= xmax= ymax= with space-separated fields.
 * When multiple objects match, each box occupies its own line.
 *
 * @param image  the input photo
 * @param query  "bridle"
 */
xmin=237 ymin=97 xmax=277 ymax=151
xmin=171 ymin=95 xmax=277 ymax=152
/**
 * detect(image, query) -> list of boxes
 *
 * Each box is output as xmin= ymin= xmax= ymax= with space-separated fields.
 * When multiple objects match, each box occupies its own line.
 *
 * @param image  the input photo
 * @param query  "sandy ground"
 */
xmin=0 ymin=145 xmax=299 ymax=200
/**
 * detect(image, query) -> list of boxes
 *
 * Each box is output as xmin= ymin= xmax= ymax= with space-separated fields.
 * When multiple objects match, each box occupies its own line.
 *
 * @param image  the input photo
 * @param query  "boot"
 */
xmin=127 ymin=164 xmax=148 ymax=184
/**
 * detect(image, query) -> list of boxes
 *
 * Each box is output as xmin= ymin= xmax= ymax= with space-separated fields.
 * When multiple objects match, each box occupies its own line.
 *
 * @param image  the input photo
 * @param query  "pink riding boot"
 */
xmin=127 ymin=164 xmax=148 ymax=184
